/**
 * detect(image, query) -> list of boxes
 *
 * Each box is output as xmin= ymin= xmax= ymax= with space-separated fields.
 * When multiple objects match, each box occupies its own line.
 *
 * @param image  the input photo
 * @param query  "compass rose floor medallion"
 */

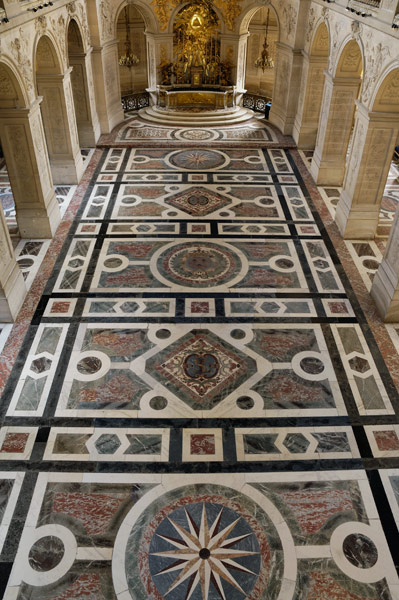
xmin=122 ymin=484 xmax=283 ymax=600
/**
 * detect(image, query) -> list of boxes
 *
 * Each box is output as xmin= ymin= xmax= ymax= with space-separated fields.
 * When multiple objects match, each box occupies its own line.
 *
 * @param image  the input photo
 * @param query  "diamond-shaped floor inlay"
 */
xmin=164 ymin=186 xmax=231 ymax=216
xmin=146 ymin=329 xmax=256 ymax=410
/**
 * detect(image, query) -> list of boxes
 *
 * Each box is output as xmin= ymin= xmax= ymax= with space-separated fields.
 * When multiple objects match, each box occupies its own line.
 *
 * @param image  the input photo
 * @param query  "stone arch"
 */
xmin=67 ymin=18 xmax=100 ymax=146
xmin=244 ymin=5 xmax=279 ymax=101
xmin=0 ymin=58 xmax=60 ymax=242
xmin=0 ymin=59 xmax=28 ymax=109
xmin=116 ymin=2 xmax=149 ymax=98
xmin=372 ymin=65 xmax=399 ymax=113
xmin=238 ymin=2 xmax=280 ymax=38
xmin=115 ymin=0 xmax=158 ymax=35
xmin=293 ymin=21 xmax=329 ymax=149
xmin=34 ymin=33 xmax=64 ymax=78
xmin=309 ymin=20 xmax=329 ymax=57
xmin=334 ymin=38 xmax=363 ymax=79
xmin=310 ymin=36 xmax=363 ymax=185
xmin=35 ymin=32 xmax=84 ymax=184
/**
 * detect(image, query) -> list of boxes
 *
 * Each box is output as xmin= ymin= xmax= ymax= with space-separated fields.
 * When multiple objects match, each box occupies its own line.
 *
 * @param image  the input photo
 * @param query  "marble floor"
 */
xmin=1 ymin=124 xmax=399 ymax=599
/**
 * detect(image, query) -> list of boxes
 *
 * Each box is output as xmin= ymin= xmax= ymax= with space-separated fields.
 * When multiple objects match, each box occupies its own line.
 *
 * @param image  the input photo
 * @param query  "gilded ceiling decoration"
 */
xmin=151 ymin=0 xmax=243 ymax=31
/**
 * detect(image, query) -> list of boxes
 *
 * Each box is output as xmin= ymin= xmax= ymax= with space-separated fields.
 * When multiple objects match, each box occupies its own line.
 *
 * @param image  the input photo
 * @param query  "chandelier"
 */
xmin=254 ymin=8 xmax=274 ymax=71
xmin=119 ymin=7 xmax=139 ymax=68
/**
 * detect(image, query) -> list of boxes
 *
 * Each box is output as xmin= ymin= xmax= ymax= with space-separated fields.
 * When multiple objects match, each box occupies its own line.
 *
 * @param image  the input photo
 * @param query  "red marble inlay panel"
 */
xmin=53 ymin=573 xmax=102 ymax=599
xmin=79 ymin=373 xmax=142 ymax=405
xmin=190 ymin=434 xmax=216 ymax=455
xmin=53 ymin=492 xmax=128 ymax=535
xmin=328 ymin=301 xmax=349 ymax=315
xmin=308 ymin=572 xmax=377 ymax=600
xmin=282 ymin=489 xmax=353 ymax=533
xmin=374 ymin=430 xmax=399 ymax=451
xmin=50 ymin=301 xmax=71 ymax=314
xmin=80 ymin=225 xmax=97 ymax=233
xmin=191 ymin=225 xmax=207 ymax=232
xmin=0 ymin=432 xmax=29 ymax=453
xmin=190 ymin=301 xmax=209 ymax=314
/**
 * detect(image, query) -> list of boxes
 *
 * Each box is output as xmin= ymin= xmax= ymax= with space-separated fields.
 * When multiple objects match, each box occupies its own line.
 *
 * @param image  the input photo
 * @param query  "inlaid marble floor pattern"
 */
xmin=1 ymin=145 xmax=399 ymax=599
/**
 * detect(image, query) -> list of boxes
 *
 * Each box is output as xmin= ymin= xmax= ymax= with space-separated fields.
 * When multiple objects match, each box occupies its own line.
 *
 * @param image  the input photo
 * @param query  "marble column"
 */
xmin=292 ymin=53 xmax=328 ymax=149
xmin=91 ymin=40 xmax=124 ymax=134
xmin=0 ymin=207 xmax=26 ymax=322
xmin=269 ymin=43 xmax=303 ymax=136
xmin=335 ymin=104 xmax=399 ymax=239
xmin=0 ymin=98 xmax=60 ymax=238
xmin=371 ymin=208 xmax=399 ymax=321
xmin=36 ymin=67 xmax=84 ymax=184
xmin=69 ymin=47 xmax=101 ymax=147
xmin=145 ymin=33 xmax=158 ymax=96
xmin=235 ymin=33 xmax=250 ymax=96
xmin=310 ymin=72 xmax=361 ymax=185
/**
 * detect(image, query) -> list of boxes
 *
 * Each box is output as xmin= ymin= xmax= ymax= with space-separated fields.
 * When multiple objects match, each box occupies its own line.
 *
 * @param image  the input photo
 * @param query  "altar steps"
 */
xmin=138 ymin=105 xmax=255 ymax=126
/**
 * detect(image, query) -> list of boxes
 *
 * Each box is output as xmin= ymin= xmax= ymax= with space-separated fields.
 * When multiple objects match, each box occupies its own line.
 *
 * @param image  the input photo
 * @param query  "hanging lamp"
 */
xmin=254 ymin=8 xmax=274 ymax=72
xmin=119 ymin=6 xmax=139 ymax=68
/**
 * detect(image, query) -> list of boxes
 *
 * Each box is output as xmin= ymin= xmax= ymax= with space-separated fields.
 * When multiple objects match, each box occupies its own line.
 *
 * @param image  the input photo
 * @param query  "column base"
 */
xmin=292 ymin=119 xmax=318 ymax=150
xmin=335 ymin=191 xmax=379 ymax=239
xmin=50 ymin=151 xmax=85 ymax=185
xmin=371 ymin=260 xmax=399 ymax=322
xmin=0 ymin=263 xmax=26 ymax=322
xmin=77 ymin=120 xmax=101 ymax=147
xmin=17 ymin=192 xmax=61 ymax=239
xmin=310 ymin=150 xmax=345 ymax=186
xmin=269 ymin=106 xmax=294 ymax=136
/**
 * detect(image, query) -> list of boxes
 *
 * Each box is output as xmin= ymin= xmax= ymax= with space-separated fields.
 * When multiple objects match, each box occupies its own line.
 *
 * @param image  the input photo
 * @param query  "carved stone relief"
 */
xmin=362 ymin=39 xmax=390 ymax=103
xmin=50 ymin=15 xmax=67 ymax=63
xmin=100 ymin=0 xmax=116 ymax=41
xmin=306 ymin=7 xmax=316 ymax=44
xmin=351 ymin=20 xmax=362 ymax=42
xmin=328 ymin=20 xmax=340 ymax=74
xmin=282 ymin=2 xmax=297 ymax=40
xmin=76 ymin=2 xmax=91 ymax=48
xmin=10 ymin=30 xmax=33 ymax=93
xmin=35 ymin=15 xmax=48 ymax=36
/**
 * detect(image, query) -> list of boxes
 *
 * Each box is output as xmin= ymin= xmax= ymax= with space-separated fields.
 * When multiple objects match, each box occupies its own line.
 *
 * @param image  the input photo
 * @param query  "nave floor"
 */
xmin=0 ymin=131 xmax=399 ymax=599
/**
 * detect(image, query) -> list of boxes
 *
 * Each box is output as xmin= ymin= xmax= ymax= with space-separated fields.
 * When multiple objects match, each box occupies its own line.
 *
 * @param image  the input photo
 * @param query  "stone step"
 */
xmin=138 ymin=106 xmax=255 ymax=126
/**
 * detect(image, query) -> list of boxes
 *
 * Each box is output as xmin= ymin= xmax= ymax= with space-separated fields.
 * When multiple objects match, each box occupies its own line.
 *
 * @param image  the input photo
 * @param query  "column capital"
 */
xmin=355 ymin=100 xmax=399 ymax=124
xmin=323 ymin=71 xmax=362 ymax=86
xmin=36 ymin=67 xmax=74 ymax=83
xmin=0 ymin=97 xmax=43 ymax=119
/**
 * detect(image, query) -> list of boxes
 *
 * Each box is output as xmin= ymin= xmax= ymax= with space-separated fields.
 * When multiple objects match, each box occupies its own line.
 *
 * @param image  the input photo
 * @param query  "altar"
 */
xmin=157 ymin=85 xmax=237 ymax=110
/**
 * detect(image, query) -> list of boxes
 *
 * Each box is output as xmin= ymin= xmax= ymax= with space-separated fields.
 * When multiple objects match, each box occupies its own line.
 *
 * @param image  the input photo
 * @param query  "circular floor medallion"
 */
xmin=157 ymin=242 xmax=241 ymax=288
xmin=119 ymin=483 xmax=285 ymax=600
xmin=169 ymin=150 xmax=226 ymax=170
xmin=148 ymin=500 xmax=261 ymax=599
xmin=179 ymin=129 xmax=214 ymax=141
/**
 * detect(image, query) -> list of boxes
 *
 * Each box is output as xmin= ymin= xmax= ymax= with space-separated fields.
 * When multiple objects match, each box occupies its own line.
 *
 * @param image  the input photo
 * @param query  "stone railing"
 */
xmin=243 ymin=93 xmax=271 ymax=113
xmin=347 ymin=0 xmax=380 ymax=14
xmin=121 ymin=91 xmax=150 ymax=112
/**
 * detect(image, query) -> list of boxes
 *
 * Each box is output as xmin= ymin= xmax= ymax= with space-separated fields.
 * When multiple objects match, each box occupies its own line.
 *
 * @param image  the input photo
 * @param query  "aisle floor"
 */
xmin=1 ymin=129 xmax=399 ymax=599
